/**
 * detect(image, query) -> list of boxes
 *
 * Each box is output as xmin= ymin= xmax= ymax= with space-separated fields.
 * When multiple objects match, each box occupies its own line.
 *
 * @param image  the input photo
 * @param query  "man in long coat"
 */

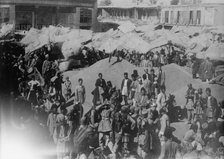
xmin=199 ymin=58 xmax=215 ymax=82
xmin=205 ymin=87 xmax=218 ymax=121
xmin=92 ymin=73 xmax=107 ymax=106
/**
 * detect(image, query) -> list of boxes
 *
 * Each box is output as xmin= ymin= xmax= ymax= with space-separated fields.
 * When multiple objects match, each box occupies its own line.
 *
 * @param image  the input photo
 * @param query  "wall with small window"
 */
xmin=0 ymin=7 xmax=9 ymax=24
xmin=161 ymin=6 xmax=205 ymax=26
xmin=165 ymin=11 xmax=169 ymax=23
xmin=80 ymin=8 xmax=92 ymax=24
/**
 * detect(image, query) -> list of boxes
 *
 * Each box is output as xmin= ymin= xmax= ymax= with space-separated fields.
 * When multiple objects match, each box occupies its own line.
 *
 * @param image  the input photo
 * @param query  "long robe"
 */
xmin=199 ymin=60 xmax=215 ymax=81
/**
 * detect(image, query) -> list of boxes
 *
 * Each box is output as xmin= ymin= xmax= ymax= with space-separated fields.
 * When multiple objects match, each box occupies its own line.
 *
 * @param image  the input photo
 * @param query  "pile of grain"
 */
xmin=63 ymin=59 xmax=224 ymax=112
xmin=63 ymin=57 xmax=141 ymax=112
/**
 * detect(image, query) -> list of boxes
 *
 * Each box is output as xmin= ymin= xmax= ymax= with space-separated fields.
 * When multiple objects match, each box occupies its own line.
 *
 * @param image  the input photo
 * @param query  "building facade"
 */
xmin=160 ymin=1 xmax=224 ymax=26
xmin=98 ymin=5 xmax=160 ymax=24
xmin=0 ymin=0 xmax=98 ymax=30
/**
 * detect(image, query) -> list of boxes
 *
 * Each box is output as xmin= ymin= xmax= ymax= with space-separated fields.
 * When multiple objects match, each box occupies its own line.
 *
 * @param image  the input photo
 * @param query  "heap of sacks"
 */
xmin=20 ymin=25 xmax=93 ymax=59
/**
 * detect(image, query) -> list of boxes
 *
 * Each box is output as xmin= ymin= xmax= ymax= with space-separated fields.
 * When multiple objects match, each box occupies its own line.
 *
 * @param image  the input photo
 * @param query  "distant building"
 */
xmin=160 ymin=0 xmax=224 ymax=26
xmin=0 ymin=0 xmax=98 ymax=30
xmin=98 ymin=4 xmax=160 ymax=25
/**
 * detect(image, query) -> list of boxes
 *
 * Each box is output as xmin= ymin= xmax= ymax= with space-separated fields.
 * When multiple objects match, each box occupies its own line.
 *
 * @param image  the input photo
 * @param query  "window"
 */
xmin=165 ymin=11 xmax=169 ymax=23
xmin=196 ymin=10 xmax=201 ymax=25
xmin=123 ymin=10 xmax=127 ymax=17
xmin=189 ymin=10 xmax=193 ymax=24
xmin=177 ymin=11 xmax=180 ymax=23
xmin=80 ymin=8 xmax=92 ymax=23
xmin=0 ymin=7 xmax=10 ymax=24
xmin=170 ymin=11 xmax=174 ymax=24
xmin=129 ymin=9 xmax=133 ymax=18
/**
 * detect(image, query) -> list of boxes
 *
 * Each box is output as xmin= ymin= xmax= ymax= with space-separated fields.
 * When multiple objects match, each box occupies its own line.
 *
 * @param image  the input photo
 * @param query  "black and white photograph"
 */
xmin=1 ymin=0 xmax=224 ymax=159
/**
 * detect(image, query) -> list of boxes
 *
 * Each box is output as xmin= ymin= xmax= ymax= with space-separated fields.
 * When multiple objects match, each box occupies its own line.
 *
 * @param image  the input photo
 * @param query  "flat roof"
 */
xmin=0 ymin=0 xmax=96 ymax=7
xmin=98 ymin=5 xmax=159 ymax=9
xmin=161 ymin=3 xmax=224 ymax=8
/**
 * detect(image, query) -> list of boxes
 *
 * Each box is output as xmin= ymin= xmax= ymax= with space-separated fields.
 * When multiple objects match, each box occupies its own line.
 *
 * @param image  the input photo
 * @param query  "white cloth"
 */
xmin=98 ymin=86 xmax=104 ymax=104
xmin=44 ymin=99 xmax=53 ymax=112
xmin=156 ymin=92 xmax=166 ymax=112
xmin=160 ymin=55 xmax=165 ymax=64
xmin=207 ymin=96 xmax=212 ymax=108
xmin=122 ymin=79 xmax=128 ymax=96
xmin=28 ymin=80 xmax=40 ymax=91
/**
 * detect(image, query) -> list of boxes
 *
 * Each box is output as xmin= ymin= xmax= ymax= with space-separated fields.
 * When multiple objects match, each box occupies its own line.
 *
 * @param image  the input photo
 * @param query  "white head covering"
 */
xmin=56 ymin=114 xmax=65 ymax=123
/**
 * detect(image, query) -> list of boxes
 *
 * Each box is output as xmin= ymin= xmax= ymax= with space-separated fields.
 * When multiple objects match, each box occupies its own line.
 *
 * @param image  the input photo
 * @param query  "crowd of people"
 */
xmin=108 ymin=46 xmax=188 ymax=68
xmin=1 ymin=40 xmax=224 ymax=159
xmin=5 ymin=69 xmax=224 ymax=159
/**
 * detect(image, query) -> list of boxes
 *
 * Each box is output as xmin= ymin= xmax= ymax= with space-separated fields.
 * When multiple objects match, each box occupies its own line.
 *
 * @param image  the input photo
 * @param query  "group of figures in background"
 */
xmin=0 ymin=40 xmax=224 ymax=159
